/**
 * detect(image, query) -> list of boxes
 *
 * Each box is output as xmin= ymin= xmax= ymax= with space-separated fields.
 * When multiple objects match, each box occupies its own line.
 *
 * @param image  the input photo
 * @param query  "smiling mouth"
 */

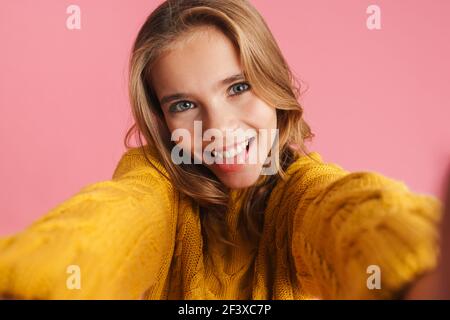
xmin=210 ymin=136 xmax=255 ymax=159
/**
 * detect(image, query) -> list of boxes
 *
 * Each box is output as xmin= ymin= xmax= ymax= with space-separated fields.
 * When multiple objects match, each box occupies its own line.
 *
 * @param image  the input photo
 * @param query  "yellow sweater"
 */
xmin=0 ymin=145 xmax=442 ymax=299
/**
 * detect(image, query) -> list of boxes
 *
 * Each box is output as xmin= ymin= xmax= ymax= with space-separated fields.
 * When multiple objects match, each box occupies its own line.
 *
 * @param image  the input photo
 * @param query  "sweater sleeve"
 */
xmin=290 ymin=154 xmax=442 ymax=299
xmin=0 ymin=148 xmax=177 ymax=299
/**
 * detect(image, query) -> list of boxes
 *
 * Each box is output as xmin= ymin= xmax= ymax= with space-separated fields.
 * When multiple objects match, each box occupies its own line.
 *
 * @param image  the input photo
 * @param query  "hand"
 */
xmin=404 ymin=168 xmax=450 ymax=299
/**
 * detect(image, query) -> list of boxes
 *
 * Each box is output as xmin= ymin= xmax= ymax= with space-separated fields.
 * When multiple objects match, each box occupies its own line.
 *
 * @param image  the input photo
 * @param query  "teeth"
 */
xmin=211 ymin=138 xmax=251 ymax=159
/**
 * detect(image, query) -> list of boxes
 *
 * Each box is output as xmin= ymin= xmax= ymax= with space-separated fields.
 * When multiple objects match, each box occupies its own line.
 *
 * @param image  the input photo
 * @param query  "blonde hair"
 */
xmin=124 ymin=0 xmax=315 ymax=253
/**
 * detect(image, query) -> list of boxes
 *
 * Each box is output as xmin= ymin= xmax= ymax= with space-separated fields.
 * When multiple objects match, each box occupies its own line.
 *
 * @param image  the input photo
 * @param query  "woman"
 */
xmin=0 ymin=0 xmax=445 ymax=299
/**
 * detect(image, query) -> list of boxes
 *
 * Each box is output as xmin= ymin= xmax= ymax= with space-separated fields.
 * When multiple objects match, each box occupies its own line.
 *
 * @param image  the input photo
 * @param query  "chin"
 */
xmin=212 ymin=165 xmax=263 ymax=189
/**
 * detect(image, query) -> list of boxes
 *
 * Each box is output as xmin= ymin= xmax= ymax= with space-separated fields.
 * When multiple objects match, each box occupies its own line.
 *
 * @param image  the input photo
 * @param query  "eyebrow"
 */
xmin=159 ymin=73 xmax=246 ymax=106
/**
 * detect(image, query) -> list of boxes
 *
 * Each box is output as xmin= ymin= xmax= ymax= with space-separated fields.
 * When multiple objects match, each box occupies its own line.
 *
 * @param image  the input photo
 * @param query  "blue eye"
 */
xmin=168 ymin=82 xmax=251 ymax=113
xmin=169 ymin=101 xmax=195 ymax=113
xmin=230 ymin=82 xmax=251 ymax=95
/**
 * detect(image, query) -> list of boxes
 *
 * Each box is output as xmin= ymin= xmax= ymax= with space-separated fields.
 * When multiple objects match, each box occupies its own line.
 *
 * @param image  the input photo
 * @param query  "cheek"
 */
xmin=163 ymin=115 xmax=195 ymax=151
xmin=162 ymin=112 xmax=177 ymax=133
xmin=163 ymin=110 xmax=193 ymax=136
xmin=244 ymin=101 xmax=277 ymax=154
xmin=245 ymin=100 xmax=277 ymax=129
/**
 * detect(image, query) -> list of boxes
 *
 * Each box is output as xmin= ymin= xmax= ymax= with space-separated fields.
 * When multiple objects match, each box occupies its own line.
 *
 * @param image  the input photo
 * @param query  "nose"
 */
xmin=202 ymin=103 xmax=241 ymax=144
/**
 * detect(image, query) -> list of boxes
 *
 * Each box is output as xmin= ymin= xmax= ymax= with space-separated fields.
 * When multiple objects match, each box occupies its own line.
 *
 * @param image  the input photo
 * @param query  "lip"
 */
xmin=212 ymin=136 xmax=256 ymax=173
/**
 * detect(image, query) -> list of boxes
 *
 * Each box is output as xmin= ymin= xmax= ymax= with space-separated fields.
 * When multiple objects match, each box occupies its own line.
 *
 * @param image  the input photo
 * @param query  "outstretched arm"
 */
xmin=289 ymin=157 xmax=442 ymax=299
xmin=0 ymin=150 xmax=178 ymax=300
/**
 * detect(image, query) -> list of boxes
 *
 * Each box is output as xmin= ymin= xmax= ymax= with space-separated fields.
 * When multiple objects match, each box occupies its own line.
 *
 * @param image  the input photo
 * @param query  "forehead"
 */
xmin=149 ymin=26 xmax=242 ymax=95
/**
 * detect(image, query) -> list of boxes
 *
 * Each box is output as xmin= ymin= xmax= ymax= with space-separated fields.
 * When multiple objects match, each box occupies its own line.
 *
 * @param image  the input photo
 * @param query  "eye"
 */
xmin=169 ymin=101 xmax=195 ymax=113
xmin=168 ymin=82 xmax=251 ymax=113
xmin=229 ymin=82 xmax=251 ymax=96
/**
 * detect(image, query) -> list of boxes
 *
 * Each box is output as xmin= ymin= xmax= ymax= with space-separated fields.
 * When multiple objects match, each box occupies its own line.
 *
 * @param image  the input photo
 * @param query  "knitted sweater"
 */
xmin=0 ymin=145 xmax=442 ymax=299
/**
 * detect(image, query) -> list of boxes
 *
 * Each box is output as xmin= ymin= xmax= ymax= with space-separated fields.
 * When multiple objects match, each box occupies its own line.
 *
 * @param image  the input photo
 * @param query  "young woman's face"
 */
xmin=150 ymin=26 xmax=277 ymax=189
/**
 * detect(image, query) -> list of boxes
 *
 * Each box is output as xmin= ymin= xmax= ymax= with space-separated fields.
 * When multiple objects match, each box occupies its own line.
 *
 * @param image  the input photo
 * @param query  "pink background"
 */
xmin=0 ymin=0 xmax=449 ymax=236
